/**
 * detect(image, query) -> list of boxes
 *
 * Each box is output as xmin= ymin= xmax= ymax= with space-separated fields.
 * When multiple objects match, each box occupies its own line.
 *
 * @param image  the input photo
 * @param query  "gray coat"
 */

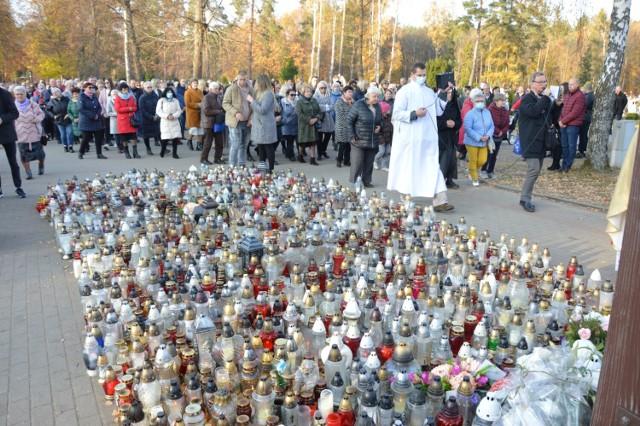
xmin=334 ymin=97 xmax=352 ymax=144
xmin=251 ymin=91 xmax=278 ymax=145
xmin=107 ymin=98 xmax=118 ymax=134
xmin=314 ymin=94 xmax=335 ymax=133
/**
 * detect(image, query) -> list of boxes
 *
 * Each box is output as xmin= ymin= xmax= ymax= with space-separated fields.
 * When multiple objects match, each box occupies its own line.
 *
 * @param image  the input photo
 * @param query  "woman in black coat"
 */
xmin=437 ymin=88 xmax=462 ymax=188
xmin=347 ymin=87 xmax=382 ymax=187
xmin=138 ymin=83 xmax=160 ymax=155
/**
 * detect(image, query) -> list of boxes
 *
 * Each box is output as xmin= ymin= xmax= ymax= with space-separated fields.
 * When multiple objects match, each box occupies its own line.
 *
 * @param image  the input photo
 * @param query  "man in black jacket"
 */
xmin=0 ymin=86 xmax=26 ymax=198
xmin=577 ymin=83 xmax=595 ymax=158
xmin=613 ymin=86 xmax=628 ymax=120
xmin=518 ymin=72 xmax=552 ymax=212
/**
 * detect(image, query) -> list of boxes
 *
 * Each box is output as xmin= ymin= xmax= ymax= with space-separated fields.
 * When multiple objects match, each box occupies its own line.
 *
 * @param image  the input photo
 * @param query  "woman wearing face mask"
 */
xmin=99 ymin=79 xmax=115 ymax=147
xmin=156 ymin=87 xmax=182 ymax=159
xmin=46 ymin=87 xmax=73 ymax=153
xmin=463 ymin=88 xmax=495 ymax=187
xmin=114 ymin=82 xmax=140 ymax=158
xmin=347 ymin=86 xmax=383 ymax=187
xmin=313 ymin=81 xmax=336 ymax=159
xmin=138 ymin=82 xmax=161 ymax=155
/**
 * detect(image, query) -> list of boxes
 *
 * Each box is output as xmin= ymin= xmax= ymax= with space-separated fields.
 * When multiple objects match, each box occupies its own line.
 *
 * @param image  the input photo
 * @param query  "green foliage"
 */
xmin=279 ymin=57 xmax=299 ymax=82
xmin=625 ymin=113 xmax=639 ymax=120
xmin=425 ymin=58 xmax=451 ymax=88
xmin=565 ymin=316 xmax=607 ymax=351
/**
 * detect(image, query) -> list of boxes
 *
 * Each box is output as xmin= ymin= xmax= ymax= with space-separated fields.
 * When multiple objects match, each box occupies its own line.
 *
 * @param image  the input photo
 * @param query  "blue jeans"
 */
xmin=228 ymin=122 xmax=250 ymax=166
xmin=57 ymin=124 xmax=74 ymax=147
xmin=561 ymin=125 xmax=579 ymax=170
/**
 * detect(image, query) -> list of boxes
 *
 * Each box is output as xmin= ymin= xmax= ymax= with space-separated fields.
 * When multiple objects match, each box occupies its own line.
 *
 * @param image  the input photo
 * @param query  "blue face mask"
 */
xmin=167 ymin=92 xmax=174 ymax=99
xmin=475 ymin=102 xmax=485 ymax=110
xmin=415 ymin=76 xmax=426 ymax=86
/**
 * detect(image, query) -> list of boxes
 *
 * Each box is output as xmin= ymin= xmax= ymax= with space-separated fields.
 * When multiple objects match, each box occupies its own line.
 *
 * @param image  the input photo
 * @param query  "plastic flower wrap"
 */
xmin=492 ymin=346 xmax=593 ymax=425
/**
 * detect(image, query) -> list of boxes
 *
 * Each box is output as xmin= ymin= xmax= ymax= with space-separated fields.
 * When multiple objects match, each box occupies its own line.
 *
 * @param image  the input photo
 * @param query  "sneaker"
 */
xmin=15 ymin=188 xmax=26 ymax=198
xmin=488 ymin=172 xmax=496 ymax=179
xmin=373 ymin=163 xmax=379 ymax=170
xmin=381 ymin=167 xmax=389 ymax=171
xmin=479 ymin=171 xmax=488 ymax=180
xmin=472 ymin=180 xmax=480 ymax=187
xmin=26 ymin=170 xmax=33 ymax=180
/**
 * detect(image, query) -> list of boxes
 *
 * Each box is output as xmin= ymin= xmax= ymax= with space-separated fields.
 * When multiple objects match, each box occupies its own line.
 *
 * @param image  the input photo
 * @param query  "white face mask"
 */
xmin=415 ymin=76 xmax=426 ymax=86
xmin=167 ymin=93 xmax=174 ymax=99
xmin=475 ymin=102 xmax=485 ymax=110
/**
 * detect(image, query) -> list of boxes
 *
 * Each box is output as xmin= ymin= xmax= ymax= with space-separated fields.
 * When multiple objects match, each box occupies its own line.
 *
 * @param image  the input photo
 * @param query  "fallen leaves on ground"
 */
xmin=464 ymin=149 xmax=618 ymax=209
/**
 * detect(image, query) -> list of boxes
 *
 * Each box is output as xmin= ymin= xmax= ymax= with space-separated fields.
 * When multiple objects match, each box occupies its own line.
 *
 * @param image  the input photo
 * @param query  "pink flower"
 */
xmin=431 ymin=364 xmax=453 ymax=379
xmin=601 ymin=322 xmax=609 ymax=332
xmin=476 ymin=375 xmax=489 ymax=387
xmin=408 ymin=372 xmax=416 ymax=382
xmin=572 ymin=313 xmax=582 ymax=322
xmin=578 ymin=328 xmax=591 ymax=340
xmin=422 ymin=371 xmax=431 ymax=384
xmin=452 ymin=365 xmax=462 ymax=376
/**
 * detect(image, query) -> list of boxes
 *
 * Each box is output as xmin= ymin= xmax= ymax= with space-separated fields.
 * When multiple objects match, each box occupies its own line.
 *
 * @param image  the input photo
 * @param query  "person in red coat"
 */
xmin=557 ymin=77 xmax=586 ymax=173
xmin=481 ymin=93 xmax=511 ymax=178
xmin=114 ymin=82 xmax=140 ymax=159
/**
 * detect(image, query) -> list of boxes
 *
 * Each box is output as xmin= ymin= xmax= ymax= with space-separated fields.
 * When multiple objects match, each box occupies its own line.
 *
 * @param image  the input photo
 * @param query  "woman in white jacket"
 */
xmin=106 ymin=90 xmax=120 ymax=152
xmin=155 ymin=86 xmax=182 ymax=158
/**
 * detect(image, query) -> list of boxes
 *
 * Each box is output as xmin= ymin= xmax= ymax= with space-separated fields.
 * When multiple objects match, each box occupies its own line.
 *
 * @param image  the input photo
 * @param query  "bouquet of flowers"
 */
xmin=406 ymin=358 xmax=491 ymax=392
xmin=565 ymin=311 xmax=609 ymax=352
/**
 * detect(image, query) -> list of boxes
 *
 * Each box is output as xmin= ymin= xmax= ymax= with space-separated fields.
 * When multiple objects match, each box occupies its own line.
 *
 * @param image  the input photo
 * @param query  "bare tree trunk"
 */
xmin=586 ymin=0 xmax=632 ymax=172
xmin=248 ymin=0 xmax=255 ymax=79
xmin=374 ymin=0 xmax=381 ymax=82
xmin=122 ymin=0 xmax=142 ymax=80
xmin=310 ymin=0 xmax=317 ymax=80
xmin=329 ymin=1 xmax=337 ymax=82
xmin=123 ymin=8 xmax=131 ymax=81
xmin=542 ymin=40 xmax=550 ymax=72
xmin=387 ymin=0 xmax=399 ymax=82
xmin=89 ymin=0 xmax=99 ymax=76
xmin=192 ymin=0 xmax=205 ymax=79
xmin=358 ymin=0 xmax=364 ymax=78
xmin=468 ymin=0 xmax=483 ymax=86
xmin=338 ymin=0 xmax=347 ymax=77
xmin=316 ymin=0 xmax=323 ymax=77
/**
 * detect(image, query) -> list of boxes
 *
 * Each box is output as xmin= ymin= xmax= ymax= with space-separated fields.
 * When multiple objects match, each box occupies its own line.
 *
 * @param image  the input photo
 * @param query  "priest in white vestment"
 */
xmin=387 ymin=63 xmax=454 ymax=212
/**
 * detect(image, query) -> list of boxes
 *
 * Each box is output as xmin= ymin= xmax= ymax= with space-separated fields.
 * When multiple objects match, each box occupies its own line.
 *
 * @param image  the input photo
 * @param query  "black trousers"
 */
xmin=283 ymin=135 xmax=296 ymax=159
xmin=1 ymin=142 xmax=22 ymax=189
xmin=337 ymin=142 xmax=351 ymax=164
xmin=318 ymin=132 xmax=332 ymax=155
xmin=579 ymin=119 xmax=591 ymax=154
xmin=80 ymin=130 xmax=104 ymax=155
xmin=258 ymin=143 xmax=276 ymax=171
xmin=160 ymin=138 xmax=179 ymax=157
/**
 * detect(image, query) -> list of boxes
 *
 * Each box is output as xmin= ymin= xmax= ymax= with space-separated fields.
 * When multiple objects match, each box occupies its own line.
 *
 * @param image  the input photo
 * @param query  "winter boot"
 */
xmin=132 ymin=145 xmax=141 ymax=159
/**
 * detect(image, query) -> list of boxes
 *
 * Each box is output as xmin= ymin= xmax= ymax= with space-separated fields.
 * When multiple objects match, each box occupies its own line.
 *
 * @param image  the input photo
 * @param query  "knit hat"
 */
xmin=379 ymin=101 xmax=391 ymax=115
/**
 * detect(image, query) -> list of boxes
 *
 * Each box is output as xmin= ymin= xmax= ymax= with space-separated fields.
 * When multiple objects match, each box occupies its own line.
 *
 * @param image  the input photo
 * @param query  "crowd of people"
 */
xmin=0 ymin=70 xmax=632 ymax=210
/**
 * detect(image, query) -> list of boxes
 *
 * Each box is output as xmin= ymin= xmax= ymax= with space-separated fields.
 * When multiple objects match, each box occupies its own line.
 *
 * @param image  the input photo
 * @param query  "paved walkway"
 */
xmin=0 ymin=142 xmax=617 ymax=425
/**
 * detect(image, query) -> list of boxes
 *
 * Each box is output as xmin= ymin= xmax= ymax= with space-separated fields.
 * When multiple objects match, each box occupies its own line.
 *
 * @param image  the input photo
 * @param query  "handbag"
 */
xmin=545 ymin=127 xmax=560 ymax=150
xmin=40 ymin=135 xmax=48 ymax=146
xmin=513 ymin=136 xmax=522 ymax=155
xmin=130 ymin=115 xmax=140 ymax=128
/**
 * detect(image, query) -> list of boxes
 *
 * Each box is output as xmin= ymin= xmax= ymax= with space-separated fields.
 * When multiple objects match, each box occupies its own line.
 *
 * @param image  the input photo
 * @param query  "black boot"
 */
xmin=144 ymin=140 xmax=153 ymax=155
xmin=132 ymin=145 xmax=141 ymax=159
xmin=172 ymin=140 xmax=179 ymax=159
xmin=160 ymin=140 xmax=167 ymax=158
xmin=124 ymin=145 xmax=132 ymax=159
xmin=196 ymin=142 xmax=203 ymax=151
xmin=154 ymin=140 xmax=161 ymax=147
xmin=187 ymin=140 xmax=194 ymax=150
xmin=298 ymin=154 xmax=306 ymax=163
xmin=68 ymin=146 xmax=74 ymax=153
xmin=64 ymin=146 xmax=69 ymax=153
xmin=310 ymin=157 xmax=319 ymax=166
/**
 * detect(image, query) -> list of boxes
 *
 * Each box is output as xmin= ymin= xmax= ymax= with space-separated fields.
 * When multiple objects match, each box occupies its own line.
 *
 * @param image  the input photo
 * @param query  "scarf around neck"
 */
xmin=15 ymin=98 xmax=30 ymax=112
xmin=117 ymin=92 xmax=132 ymax=101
